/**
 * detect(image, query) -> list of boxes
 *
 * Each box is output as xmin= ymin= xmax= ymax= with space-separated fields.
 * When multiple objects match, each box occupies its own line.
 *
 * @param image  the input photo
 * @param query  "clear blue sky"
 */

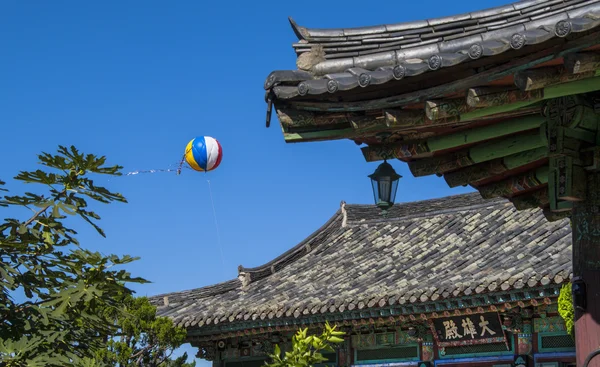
xmin=1 ymin=0 xmax=508 ymax=363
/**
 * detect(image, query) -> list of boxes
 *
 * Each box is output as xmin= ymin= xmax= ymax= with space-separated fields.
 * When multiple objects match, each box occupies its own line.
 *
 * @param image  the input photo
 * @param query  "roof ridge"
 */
xmin=345 ymin=192 xmax=492 ymax=206
xmin=289 ymin=0 xmax=584 ymax=41
xmin=346 ymin=193 xmax=508 ymax=224
xmin=150 ymin=279 xmax=240 ymax=306
xmin=237 ymin=207 xmax=345 ymax=281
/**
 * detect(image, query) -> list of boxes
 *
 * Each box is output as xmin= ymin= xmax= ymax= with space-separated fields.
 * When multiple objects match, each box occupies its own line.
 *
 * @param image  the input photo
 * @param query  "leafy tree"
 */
xmin=558 ymin=283 xmax=574 ymax=337
xmin=0 ymin=146 xmax=146 ymax=366
xmin=94 ymin=295 xmax=196 ymax=367
xmin=265 ymin=323 xmax=345 ymax=367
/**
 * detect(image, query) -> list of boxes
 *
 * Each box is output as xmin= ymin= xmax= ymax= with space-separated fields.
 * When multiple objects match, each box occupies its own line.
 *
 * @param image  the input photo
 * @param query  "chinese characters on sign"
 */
xmin=431 ymin=313 xmax=507 ymax=347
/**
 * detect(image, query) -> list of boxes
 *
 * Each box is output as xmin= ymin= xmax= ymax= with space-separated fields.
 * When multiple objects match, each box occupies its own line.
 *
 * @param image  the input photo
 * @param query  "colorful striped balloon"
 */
xmin=184 ymin=136 xmax=223 ymax=172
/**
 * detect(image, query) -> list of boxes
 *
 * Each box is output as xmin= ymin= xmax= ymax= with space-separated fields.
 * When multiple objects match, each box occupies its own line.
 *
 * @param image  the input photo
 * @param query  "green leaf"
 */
xmin=274 ymin=344 xmax=281 ymax=357
xmin=327 ymin=336 xmax=344 ymax=344
xmin=0 ymin=146 xmax=157 ymax=366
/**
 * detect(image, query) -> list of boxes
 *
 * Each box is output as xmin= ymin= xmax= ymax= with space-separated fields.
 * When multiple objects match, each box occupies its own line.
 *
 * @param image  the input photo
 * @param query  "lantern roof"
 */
xmin=152 ymin=193 xmax=571 ymax=336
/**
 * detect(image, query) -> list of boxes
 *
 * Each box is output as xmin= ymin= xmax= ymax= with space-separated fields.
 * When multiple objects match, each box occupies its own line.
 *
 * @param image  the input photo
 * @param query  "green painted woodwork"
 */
xmin=446 ymin=78 xmax=600 ymax=124
xmin=544 ymin=96 xmax=600 ymax=213
xmin=384 ymin=109 xmax=449 ymax=127
xmin=280 ymin=79 xmax=600 ymax=144
xmin=478 ymin=166 xmax=549 ymax=199
xmin=549 ymin=156 xmax=586 ymax=206
xmin=185 ymin=286 xmax=562 ymax=338
xmin=458 ymin=102 xmax=536 ymax=122
xmin=444 ymin=147 xmax=547 ymax=187
xmin=444 ymin=160 xmax=509 ymax=187
xmin=537 ymin=332 xmax=575 ymax=353
xmin=284 ymin=128 xmax=356 ymax=142
xmin=425 ymin=99 xmax=472 ymax=121
xmin=362 ymin=142 xmax=431 ymax=161
xmin=503 ymin=146 xmax=548 ymax=169
xmin=564 ymin=52 xmax=600 ymax=74
xmin=514 ymin=67 xmax=599 ymax=91
xmin=543 ymin=76 xmax=600 ymax=100
xmin=469 ymin=130 xmax=545 ymax=163
xmin=427 ymin=116 xmax=544 ymax=152
xmin=353 ymin=344 xmax=420 ymax=365
xmin=408 ymin=151 xmax=473 ymax=176
xmin=467 ymin=87 xmax=543 ymax=108
xmin=364 ymin=115 xmax=545 ymax=163
xmin=409 ymin=130 xmax=545 ymax=177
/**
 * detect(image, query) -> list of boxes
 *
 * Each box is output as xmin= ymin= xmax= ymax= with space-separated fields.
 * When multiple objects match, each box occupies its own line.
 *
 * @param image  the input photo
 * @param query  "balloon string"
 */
xmin=207 ymin=179 xmax=226 ymax=276
xmin=177 ymin=155 xmax=186 ymax=175
xmin=177 ymin=148 xmax=192 ymax=175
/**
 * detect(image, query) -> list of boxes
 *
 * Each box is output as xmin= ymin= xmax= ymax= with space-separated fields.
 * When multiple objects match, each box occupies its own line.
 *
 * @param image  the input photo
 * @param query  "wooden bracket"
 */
xmin=549 ymin=156 xmax=586 ymax=211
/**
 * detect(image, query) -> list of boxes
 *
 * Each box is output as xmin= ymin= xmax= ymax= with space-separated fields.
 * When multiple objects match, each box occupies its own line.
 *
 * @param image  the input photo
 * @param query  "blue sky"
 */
xmin=1 ymin=0 xmax=509 ymax=363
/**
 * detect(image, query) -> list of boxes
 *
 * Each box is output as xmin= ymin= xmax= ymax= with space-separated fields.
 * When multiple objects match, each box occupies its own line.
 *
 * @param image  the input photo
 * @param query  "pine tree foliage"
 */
xmin=94 ymin=295 xmax=196 ymax=367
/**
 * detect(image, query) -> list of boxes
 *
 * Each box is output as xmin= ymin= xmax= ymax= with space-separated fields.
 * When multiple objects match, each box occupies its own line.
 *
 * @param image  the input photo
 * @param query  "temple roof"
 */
xmin=265 ymin=0 xmax=600 ymax=100
xmin=153 ymin=193 xmax=572 ymax=331
xmin=261 ymin=0 xmax=600 ymax=221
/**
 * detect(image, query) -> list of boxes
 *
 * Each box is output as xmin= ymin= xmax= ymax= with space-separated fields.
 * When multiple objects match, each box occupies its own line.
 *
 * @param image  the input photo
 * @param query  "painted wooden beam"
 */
xmin=406 ymin=151 xmax=473 ymax=176
xmin=544 ymin=76 xmax=600 ymax=99
xmin=514 ymin=66 xmax=598 ymax=91
xmin=283 ymin=128 xmax=357 ymax=143
xmin=408 ymin=130 xmax=545 ymax=176
xmin=477 ymin=166 xmax=549 ymax=199
xmin=563 ymin=52 xmax=600 ymax=74
xmin=384 ymin=109 xmax=458 ymax=127
xmin=425 ymin=77 xmax=600 ymax=123
xmin=461 ymin=77 xmax=600 ymax=122
xmin=363 ymin=115 xmax=544 ymax=163
xmin=278 ymin=107 xmax=448 ymax=131
xmin=427 ymin=115 xmax=544 ymax=152
xmin=467 ymin=87 xmax=543 ymax=108
xmin=510 ymin=188 xmax=550 ymax=210
xmin=425 ymin=99 xmax=473 ymax=121
xmin=443 ymin=147 xmax=547 ymax=187
xmin=362 ymin=141 xmax=431 ymax=161
xmin=283 ymin=107 xmax=540 ymax=143
xmin=281 ymin=76 xmax=600 ymax=143
xmin=468 ymin=130 xmax=546 ymax=163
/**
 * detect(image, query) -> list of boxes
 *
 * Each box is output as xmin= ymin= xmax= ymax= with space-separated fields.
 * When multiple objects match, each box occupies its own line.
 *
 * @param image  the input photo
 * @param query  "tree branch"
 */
xmin=22 ymin=190 xmax=66 ymax=227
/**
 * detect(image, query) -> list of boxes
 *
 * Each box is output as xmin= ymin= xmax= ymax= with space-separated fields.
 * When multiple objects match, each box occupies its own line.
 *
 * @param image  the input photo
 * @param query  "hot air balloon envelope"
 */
xmin=184 ymin=136 xmax=223 ymax=172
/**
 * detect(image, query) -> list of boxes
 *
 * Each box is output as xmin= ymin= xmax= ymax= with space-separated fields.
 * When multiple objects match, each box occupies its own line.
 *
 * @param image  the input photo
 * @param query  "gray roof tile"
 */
xmin=265 ymin=0 xmax=600 ymax=99
xmin=153 ymin=193 xmax=572 ymax=329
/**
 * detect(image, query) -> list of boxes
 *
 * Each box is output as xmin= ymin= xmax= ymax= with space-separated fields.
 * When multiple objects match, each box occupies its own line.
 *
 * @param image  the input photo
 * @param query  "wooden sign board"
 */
xmin=430 ymin=312 xmax=508 ymax=347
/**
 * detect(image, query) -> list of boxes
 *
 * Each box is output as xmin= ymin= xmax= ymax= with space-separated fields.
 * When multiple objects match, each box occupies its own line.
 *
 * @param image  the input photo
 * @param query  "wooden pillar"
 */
xmin=517 ymin=320 xmax=533 ymax=366
xmin=544 ymin=94 xmax=600 ymax=366
xmin=571 ymin=172 xmax=600 ymax=367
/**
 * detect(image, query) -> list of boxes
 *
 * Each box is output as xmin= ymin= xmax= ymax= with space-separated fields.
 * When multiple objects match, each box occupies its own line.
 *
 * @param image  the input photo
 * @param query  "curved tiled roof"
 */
xmin=264 ymin=0 xmax=600 ymax=99
xmin=153 ymin=193 xmax=572 ymax=330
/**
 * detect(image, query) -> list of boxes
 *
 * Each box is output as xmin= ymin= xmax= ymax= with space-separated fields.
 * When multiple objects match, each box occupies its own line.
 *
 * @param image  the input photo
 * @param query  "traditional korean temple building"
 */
xmin=154 ymin=193 xmax=577 ymax=367
xmin=260 ymin=0 xmax=600 ymax=365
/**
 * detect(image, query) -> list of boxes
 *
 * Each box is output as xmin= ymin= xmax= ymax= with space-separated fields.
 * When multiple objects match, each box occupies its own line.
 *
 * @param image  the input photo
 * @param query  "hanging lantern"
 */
xmin=368 ymin=160 xmax=401 ymax=213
